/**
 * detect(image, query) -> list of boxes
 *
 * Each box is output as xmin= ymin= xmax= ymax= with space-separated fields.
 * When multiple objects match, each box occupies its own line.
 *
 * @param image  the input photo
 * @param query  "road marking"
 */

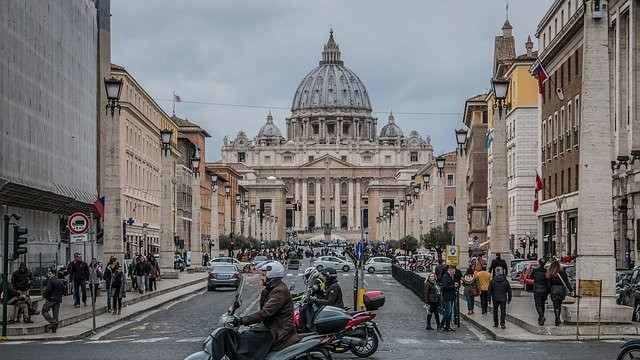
xmin=395 ymin=338 xmax=422 ymax=345
xmin=239 ymin=294 xmax=261 ymax=317
xmin=604 ymin=340 xmax=624 ymax=343
xmin=132 ymin=337 xmax=170 ymax=343
xmin=0 ymin=341 xmax=33 ymax=345
xmin=42 ymin=340 xmax=80 ymax=344
xmin=376 ymin=274 xmax=382 ymax=277
xmin=342 ymin=274 xmax=349 ymax=277
xmin=286 ymin=273 xmax=293 ymax=277
xmin=86 ymin=340 xmax=120 ymax=344
xmin=465 ymin=322 xmax=486 ymax=341
xmin=439 ymin=340 xmax=463 ymax=344
xmin=177 ymin=338 xmax=204 ymax=343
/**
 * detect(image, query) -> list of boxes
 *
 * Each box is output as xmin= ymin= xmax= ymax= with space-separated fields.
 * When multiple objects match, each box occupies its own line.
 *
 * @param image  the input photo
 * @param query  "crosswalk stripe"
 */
xmin=86 ymin=340 xmax=120 ymax=344
xmin=132 ymin=337 xmax=171 ymax=343
xmin=42 ymin=340 xmax=80 ymax=344
xmin=342 ymin=274 xmax=349 ymax=277
xmin=286 ymin=273 xmax=293 ymax=277
xmin=177 ymin=338 xmax=204 ymax=343
xmin=439 ymin=340 xmax=462 ymax=344
xmin=0 ymin=341 xmax=33 ymax=345
xmin=376 ymin=274 xmax=382 ymax=277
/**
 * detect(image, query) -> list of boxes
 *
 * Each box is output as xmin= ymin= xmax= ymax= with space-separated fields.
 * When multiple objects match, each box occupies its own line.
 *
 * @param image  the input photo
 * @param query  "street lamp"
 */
xmin=191 ymin=147 xmax=200 ymax=176
xmin=436 ymin=156 xmax=445 ymax=177
xmin=225 ymin=186 xmax=231 ymax=197
xmin=235 ymin=194 xmax=241 ymax=204
xmin=104 ymin=77 xmax=123 ymax=116
xmin=413 ymin=186 xmax=419 ymax=197
xmin=210 ymin=174 xmax=218 ymax=192
xmin=423 ymin=173 xmax=430 ymax=189
xmin=492 ymin=77 xmax=510 ymax=115
xmin=455 ymin=128 xmax=469 ymax=155
xmin=160 ymin=129 xmax=172 ymax=156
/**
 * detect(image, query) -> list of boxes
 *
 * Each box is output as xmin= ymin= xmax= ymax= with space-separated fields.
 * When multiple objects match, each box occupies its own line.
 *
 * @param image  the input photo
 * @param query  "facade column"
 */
xmin=347 ymin=179 xmax=354 ymax=229
xmin=160 ymin=148 xmax=178 ymax=277
xmin=355 ymin=180 xmax=362 ymax=229
xmin=334 ymin=180 xmax=340 ymax=228
xmin=235 ymin=198 xmax=241 ymax=235
xmin=490 ymin=102 xmax=509 ymax=257
xmin=190 ymin=176 xmax=202 ymax=268
xmin=315 ymin=179 xmax=321 ymax=227
xmin=210 ymin=188 xmax=220 ymax=258
xmin=294 ymin=180 xmax=301 ymax=229
xmin=455 ymin=151 xmax=470 ymax=269
xmin=301 ymin=179 xmax=308 ymax=229
xmin=224 ymin=194 xmax=231 ymax=236
xmin=103 ymin=109 xmax=124 ymax=264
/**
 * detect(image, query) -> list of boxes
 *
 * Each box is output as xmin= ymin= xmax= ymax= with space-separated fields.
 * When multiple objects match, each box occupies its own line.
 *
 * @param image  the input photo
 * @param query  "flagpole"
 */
xmin=172 ymin=90 xmax=176 ymax=116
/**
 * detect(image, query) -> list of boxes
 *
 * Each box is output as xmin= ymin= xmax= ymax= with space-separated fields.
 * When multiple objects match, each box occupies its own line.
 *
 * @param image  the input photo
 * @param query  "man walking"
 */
xmin=531 ymin=258 xmax=549 ymax=325
xmin=135 ymin=255 xmax=148 ymax=294
xmin=439 ymin=266 xmax=458 ymax=332
xmin=488 ymin=253 xmax=508 ymax=277
xmin=42 ymin=269 xmax=63 ymax=333
xmin=488 ymin=267 xmax=512 ymax=329
xmin=68 ymin=253 xmax=89 ymax=308
xmin=476 ymin=264 xmax=492 ymax=314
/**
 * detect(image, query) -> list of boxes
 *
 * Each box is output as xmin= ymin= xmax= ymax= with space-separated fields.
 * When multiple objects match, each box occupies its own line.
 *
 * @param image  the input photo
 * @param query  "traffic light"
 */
xmin=13 ymin=225 xmax=28 ymax=260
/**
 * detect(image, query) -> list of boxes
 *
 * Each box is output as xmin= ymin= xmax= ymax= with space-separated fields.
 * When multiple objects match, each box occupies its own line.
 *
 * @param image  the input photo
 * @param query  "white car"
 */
xmin=364 ymin=257 xmax=392 ymax=273
xmin=414 ymin=253 xmax=434 ymax=262
xmin=207 ymin=257 xmax=251 ymax=272
xmin=314 ymin=256 xmax=354 ymax=272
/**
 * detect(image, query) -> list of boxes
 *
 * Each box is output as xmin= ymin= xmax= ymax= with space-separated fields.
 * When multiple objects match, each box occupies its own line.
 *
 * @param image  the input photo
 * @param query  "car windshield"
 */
xmin=212 ymin=266 xmax=236 ymax=273
xmin=254 ymin=256 xmax=268 ymax=261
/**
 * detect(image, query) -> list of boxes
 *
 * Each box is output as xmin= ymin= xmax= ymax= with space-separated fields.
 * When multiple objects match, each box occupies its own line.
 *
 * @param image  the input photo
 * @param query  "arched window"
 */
xmin=308 ymin=182 xmax=315 ymax=196
xmin=341 ymin=182 xmax=348 ymax=196
xmin=447 ymin=206 xmax=455 ymax=221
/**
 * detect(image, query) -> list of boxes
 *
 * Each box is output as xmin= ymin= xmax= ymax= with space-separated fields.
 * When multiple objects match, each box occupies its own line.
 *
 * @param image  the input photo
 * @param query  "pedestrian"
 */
xmin=439 ymin=266 xmax=458 ymax=332
xmin=68 ymin=253 xmax=90 ymax=308
xmin=475 ymin=265 xmax=491 ymax=314
xmin=42 ymin=268 xmax=63 ymax=333
xmin=5 ymin=277 xmax=33 ymax=323
xmin=110 ymin=263 xmax=126 ymax=315
xmin=88 ymin=258 xmax=102 ymax=305
xmin=488 ymin=267 xmax=512 ymax=329
xmin=10 ymin=262 xmax=34 ymax=313
xmin=530 ymin=258 xmax=549 ymax=325
xmin=134 ymin=255 xmax=147 ymax=294
xmin=103 ymin=257 xmax=116 ymax=313
xmin=148 ymin=257 xmax=160 ymax=291
xmin=462 ymin=268 xmax=479 ymax=315
xmin=488 ymin=253 xmax=508 ymax=277
xmin=434 ymin=260 xmax=446 ymax=282
xmin=423 ymin=273 xmax=440 ymax=330
xmin=546 ymin=260 xmax=574 ymax=326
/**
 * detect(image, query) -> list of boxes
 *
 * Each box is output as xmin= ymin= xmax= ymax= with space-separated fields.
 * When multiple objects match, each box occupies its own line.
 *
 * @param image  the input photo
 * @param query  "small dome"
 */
xmin=266 ymin=176 xmax=277 ymax=181
xmin=379 ymin=112 xmax=404 ymax=138
xmin=257 ymin=112 xmax=283 ymax=138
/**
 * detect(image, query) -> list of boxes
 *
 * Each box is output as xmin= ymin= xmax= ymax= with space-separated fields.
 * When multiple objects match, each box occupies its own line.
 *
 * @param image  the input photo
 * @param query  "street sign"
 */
xmin=445 ymin=245 xmax=460 ymax=265
xmin=579 ymin=279 xmax=602 ymax=297
xmin=67 ymin=212 xmax=89 ymax=235
xmin=70 ymin=234 xmax=88 ymax=243
xmin=355 ymin=243 xmax=364 ymax=260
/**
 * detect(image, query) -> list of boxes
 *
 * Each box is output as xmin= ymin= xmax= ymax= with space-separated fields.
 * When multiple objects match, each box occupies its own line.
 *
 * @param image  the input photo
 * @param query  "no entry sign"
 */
xmin=68 ymin=212 xmax=89 ymax=235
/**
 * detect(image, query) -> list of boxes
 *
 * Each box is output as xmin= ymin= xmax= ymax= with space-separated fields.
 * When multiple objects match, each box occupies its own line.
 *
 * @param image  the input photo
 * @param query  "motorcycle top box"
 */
xmin=363 ymin=291 xmax=385 ymax=311
xmin=314 ymin=306 xmax=352 ymax=335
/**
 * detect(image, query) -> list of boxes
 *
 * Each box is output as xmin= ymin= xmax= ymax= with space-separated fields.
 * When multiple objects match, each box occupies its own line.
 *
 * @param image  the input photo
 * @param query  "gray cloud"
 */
xmin=110 ymin=0 xmax=552 ymax=161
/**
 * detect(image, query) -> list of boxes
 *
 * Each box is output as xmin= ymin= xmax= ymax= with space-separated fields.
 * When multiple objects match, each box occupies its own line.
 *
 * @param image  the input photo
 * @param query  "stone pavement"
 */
xmin=1 ymin=272 xmax=207 ymax=340
xmin=459 ymin=290 xmax=640 ymax=341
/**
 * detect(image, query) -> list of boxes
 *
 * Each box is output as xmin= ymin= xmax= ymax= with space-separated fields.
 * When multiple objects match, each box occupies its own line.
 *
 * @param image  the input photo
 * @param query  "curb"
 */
xmin=4 ymin=280 xmax=208 ymax=341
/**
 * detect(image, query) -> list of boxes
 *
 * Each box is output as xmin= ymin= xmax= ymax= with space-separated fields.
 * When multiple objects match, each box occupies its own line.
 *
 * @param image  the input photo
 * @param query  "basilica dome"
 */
xmin=291 ymin=30 xmax=372 ymax=112
xmin=379 ymin=112 xmax=404 ymax=138
xmin=257 ymin=112 xmax=283 ymax=139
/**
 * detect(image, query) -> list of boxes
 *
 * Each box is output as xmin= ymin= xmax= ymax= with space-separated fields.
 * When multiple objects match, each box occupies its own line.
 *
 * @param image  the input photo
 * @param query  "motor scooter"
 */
xmin=618 ymin=339 xmax=640 ymax=360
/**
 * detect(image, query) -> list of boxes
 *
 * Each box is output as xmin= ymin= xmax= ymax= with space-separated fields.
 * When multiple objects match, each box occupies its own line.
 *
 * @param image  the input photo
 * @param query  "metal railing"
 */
xmin=391 ymin=266 xmax=425 ymax=299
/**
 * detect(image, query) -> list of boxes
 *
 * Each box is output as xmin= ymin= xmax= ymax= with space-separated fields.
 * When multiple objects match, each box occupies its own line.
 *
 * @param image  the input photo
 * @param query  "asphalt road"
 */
xmin=0 ymin=259 xmax=625 ymax=360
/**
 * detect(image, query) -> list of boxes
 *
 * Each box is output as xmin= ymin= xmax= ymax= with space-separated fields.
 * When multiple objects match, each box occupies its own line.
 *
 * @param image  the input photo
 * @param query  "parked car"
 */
xmin=414 ymin=253 xmax=434 ymax=262
xmin=560 ymin=264 xmax=576 ymax=293
xmin=313 ymin=256 xmax=353 ymax=272
xmin=364 ymin=257 xmax=392 ymax=274
xmin=251 ymin=255 xmax=269 ymax=267
xmin=512 ymin=261 xmax=535 ymax=282
xmin=519 ymin=263 xmax=539 ymax=291
xmin=207 ymin=257 xmax=251 ymax=273
xmin=207 ymin=265 xmax=242 ymax=291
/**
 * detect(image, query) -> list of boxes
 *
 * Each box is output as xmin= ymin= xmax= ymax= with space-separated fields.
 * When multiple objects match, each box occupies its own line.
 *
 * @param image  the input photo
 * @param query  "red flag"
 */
xmin=94 ymin=196 xmax=105 ymax=217
xmin=533 ymin=191 xmax=539 ymax=212
xmin=533 ymin=172 xmax=544 ymax=213
xmin=532 ymin=61 xmax=549 ymax=95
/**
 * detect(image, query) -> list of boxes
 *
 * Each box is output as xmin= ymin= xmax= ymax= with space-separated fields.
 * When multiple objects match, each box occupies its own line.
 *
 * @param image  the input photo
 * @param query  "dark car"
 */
xmin=207 ymin=265 xmax=242 ymax=291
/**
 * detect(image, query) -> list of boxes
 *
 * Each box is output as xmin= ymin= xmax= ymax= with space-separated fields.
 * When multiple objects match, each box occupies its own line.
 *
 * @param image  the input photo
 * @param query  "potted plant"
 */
xmin=288 ymin=256 xmax=301 ymax=270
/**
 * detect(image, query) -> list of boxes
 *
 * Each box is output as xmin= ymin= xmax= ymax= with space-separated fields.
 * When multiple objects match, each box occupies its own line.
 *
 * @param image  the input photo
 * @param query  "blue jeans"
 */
xmin=73 ymin=280 xmax=86 ymax=306
xmin=106 ymin=286 xmax=112 ymax=311
xmin=442 ymin=300 xmax=454 ymax=329
xmin=467 ymin=295 xmax=475 ymax=311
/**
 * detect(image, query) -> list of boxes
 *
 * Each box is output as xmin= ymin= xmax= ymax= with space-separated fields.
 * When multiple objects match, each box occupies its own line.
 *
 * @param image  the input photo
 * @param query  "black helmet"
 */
xmin=322 ymin=267 xmax=337 ymax=279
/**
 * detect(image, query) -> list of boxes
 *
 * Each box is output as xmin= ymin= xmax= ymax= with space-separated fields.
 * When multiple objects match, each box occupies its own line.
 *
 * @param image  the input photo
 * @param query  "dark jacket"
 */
xmin=242 ymin=278 xmax=300 ymax=351
xmin=135 ymin=260 xmax=150 ymax=277
xmin=11 ymin=264 xmax=32 ymax=291
xmin=549 ymin=271 xmax=573 ymax=301
xmin=489 ymin=258 xmax=509 ymax=276
xmin=440 ymin=273 xmax=457 ymax=301
xmin=43 ymin=277 xmax=63 ymax=302
xmin=531 ymin=266 xmax=549 ymax=294
xmin=424 ymin=280 xmax=439 ymax=303
xmin=103 ymin=265 xmax=113 ymax=289
xmin=69 ymin=260 xmax=90 ymax=282
xmin=488 ymin=275 xmax=512 ymax=303
xmin=315 ymin=278 xmax=344 ymax=308
xmin=435 ymin=264 xmax=446 ymax=281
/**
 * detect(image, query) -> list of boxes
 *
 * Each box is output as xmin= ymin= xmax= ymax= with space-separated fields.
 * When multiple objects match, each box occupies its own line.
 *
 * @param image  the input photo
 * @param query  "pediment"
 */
xmin=301 ymin=154 xmax=354 ymax=169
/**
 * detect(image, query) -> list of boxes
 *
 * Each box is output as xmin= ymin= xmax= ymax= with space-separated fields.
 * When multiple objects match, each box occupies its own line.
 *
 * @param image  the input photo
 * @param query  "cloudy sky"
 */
xmin=110 ymin=0 xmax=552 ymax=162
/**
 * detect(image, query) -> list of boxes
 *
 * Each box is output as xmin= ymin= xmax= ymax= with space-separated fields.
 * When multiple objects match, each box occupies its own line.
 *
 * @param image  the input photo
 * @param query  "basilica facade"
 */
xmin=216 ymin=31 xmax=433 ymax=243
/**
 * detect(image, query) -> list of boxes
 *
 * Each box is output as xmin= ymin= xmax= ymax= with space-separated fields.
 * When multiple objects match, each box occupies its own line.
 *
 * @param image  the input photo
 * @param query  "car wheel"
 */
xmin=316 ymin=265 xmax=324 ymax=271
xmin=368 ymin=267 xmax=375 ymax=274
xmin=342 ymin=265 xmax=350 ymax=272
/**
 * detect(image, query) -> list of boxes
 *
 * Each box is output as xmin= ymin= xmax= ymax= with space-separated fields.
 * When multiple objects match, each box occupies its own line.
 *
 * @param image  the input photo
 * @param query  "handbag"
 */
xmin=471 ymin=286 xmax=480 ymax=297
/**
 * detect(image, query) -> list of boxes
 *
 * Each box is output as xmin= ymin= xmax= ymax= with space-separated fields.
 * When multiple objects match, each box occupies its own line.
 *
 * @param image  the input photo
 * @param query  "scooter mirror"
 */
xmin=289 ymin=284 xmax=296 ymax=291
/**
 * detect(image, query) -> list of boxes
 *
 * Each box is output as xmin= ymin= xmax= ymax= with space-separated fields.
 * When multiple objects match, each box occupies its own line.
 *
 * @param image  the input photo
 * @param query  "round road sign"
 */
xmin=68 ymin=212 xmax=89 ymax=235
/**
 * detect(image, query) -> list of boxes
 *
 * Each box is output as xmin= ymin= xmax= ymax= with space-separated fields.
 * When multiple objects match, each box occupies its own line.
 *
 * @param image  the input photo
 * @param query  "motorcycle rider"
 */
xmin=232 ymin=261 xmax=300 ymax=353
xmin=312 ymin=267 xmax=344 ymax=309
xmin=303 ymin=267 xmax=325 ymax=298
xmin=299 ymin=267 xmax=325 ymax=332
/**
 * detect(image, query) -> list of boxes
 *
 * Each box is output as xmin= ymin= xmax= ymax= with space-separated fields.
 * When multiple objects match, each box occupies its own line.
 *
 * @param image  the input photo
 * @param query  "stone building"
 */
xmin=535 ymin=0 xmax=584 ymax=258
xmin=0 ymin=0 xmax=99 ymax=266
xmin=218 ymin=30 xmax=433 ymax=243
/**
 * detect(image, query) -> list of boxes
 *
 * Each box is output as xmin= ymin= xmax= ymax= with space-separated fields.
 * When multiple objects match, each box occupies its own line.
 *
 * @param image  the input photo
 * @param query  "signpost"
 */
xmin=445 ymin=245 xmax=460 ymax=266
xmin=67 ymin=212 xmax=89 ymax=235
xmin=576 ymin=279 xmax=603 ymax=340
xmin=70 ymin=234 xmax=88 ymax=243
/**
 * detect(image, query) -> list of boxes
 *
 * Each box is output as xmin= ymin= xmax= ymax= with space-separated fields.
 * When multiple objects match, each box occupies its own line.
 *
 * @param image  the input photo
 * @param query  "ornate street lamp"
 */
xmin=455 ymin=128 xmax=469 ymax=155
xmin=251 ymin=204 xmax=256 ymax=211
xmin=413 ymin=186 xmax=419 ymax=197
xmin=225 ymin=186 xmax=231 ymax=197
xmin=406 ymin=194 xmax=412 ymax=204
xmin=236 ymin=193 xmax=241 ymax=204
xmin=492 ymin=77 xmax=510 ymax=115
xmin=160 ymin=129 xmax=172 ymax=156
xmin=436 ymin=156 xmax=445 ymax=177
xmin=191 ymin=147 xmax=200 ymax=176
xmin=423 ymin=173 xmax=430 ymax=189
xmin=244 ymin=199 xmax=249 ymax=208
xmin=104 ymin=77 xmax=123 ymax=116
xmin=210 ymin=174 xmax=218 ymax=192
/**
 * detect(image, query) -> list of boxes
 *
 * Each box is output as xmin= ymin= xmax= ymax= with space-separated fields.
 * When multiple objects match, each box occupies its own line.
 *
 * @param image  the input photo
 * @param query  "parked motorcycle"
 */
xmin=618 ymin=339 xmax=640 ymax=360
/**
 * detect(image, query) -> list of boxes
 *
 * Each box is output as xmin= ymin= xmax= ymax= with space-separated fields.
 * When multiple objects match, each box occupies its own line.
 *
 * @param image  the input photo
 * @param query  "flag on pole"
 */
xmin=532 ymin=60 xmax=549 ymax=95
xmin=94 ymin=196 xmax=105 ymax=217
xmin=533 ymin=172 xmax=544 ymax=212
xmin=174 ymin=94 xmax=182 ymax=102
xmin=484 ymin=130 xmax=494 ymax=149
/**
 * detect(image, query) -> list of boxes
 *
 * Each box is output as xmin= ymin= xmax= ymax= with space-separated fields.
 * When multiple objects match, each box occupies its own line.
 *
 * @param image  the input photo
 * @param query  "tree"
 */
xmin=399 ymin=235 xmax=419 ymax=252
xmin=420 ymin=223 xmax=453 ymax=261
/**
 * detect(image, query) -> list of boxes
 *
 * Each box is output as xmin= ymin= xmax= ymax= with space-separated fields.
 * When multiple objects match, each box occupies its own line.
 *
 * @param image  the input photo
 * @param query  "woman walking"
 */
xmin=546 ymin=260 xmax=573 ymax=326
xmin=423 ymin=273 xmax=440 ymax=330
xmin=462 ymin=268 xmax=479 ymax=315
xmin=148 ymin=257 xmax=160 ymax=291
xmin=110 ymin=264 xmax=127 ymax=315
xmin=88 ymin=259 xmax=102 ymax=305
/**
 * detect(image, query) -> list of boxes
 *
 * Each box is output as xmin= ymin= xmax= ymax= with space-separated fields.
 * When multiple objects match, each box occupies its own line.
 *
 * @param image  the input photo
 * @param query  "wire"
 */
xmin=154 ymin=98 xmax=462 ymax=116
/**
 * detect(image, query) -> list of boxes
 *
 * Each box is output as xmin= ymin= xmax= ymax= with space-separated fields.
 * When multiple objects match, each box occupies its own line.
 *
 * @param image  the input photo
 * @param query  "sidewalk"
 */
xmin=459 ymin=291 xmax=640 ymax=341
xmin=1 ymin=272 xmax=207 ymax=339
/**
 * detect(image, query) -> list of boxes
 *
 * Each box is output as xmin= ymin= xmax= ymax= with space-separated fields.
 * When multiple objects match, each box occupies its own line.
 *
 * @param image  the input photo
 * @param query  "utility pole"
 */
xmin=2 ymin=212 xmax=10 ymax=339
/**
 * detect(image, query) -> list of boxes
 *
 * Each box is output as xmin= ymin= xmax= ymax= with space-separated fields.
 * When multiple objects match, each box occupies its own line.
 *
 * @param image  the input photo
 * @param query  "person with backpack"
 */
xmin=423 ymin=273 xmax=440 ymax=330
xmin=88 ymin=258 xmax=103 ymax=305
xmin=110 ymin=263 xmax=126 ymax=315
xmin=148 ymin=257 xmax=160 ymax=291
xmin=462 ymin=267 xmax=480 ymax=315
xmin=103 ymin=257 xmax=116 ymax=313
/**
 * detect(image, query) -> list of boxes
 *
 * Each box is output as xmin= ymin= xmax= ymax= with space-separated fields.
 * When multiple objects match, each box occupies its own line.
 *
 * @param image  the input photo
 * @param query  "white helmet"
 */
xmin=259 ymin=261 xmax=285 ymax=279
xmin=303 ymin=267 xmax=319 ymax=286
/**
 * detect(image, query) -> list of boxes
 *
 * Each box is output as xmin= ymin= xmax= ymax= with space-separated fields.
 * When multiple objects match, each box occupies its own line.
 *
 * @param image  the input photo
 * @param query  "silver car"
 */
xmin=314 ymin=256 xmax=354 ymax=272
xmin=364 ymin=257 xmax=392 ymax=273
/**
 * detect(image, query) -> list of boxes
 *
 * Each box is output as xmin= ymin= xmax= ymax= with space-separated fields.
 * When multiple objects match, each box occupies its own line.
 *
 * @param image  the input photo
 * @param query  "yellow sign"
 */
xmin=445 ymin=245 xmax=460 ymax=266
xmin=579 ymin=279 xmax=602 ymax=297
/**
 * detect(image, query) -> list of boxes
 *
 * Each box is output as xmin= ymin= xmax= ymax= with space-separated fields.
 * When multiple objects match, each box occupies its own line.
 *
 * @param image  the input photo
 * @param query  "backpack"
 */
xmin=112 ymin=274 xmax=122 ymax=289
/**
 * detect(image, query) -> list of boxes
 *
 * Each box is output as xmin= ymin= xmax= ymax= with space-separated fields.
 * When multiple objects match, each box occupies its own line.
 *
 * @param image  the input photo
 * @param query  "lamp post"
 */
xmin=490 ymin=77 xmax=510 ymax=258
xmin=190 ymin=147 xmax=202 ymax=267
xmin=454 ymin=127 xmax=470 ymax=269
xmin=160 ymin=129 xmax=172 ymax=156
